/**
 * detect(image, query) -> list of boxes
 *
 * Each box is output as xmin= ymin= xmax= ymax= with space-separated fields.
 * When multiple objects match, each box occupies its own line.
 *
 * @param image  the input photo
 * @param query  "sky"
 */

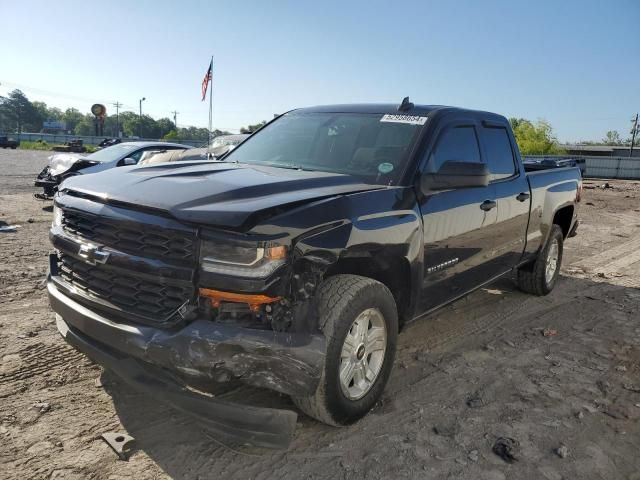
xmin=1 ymin=0 xmax=638 ymax=142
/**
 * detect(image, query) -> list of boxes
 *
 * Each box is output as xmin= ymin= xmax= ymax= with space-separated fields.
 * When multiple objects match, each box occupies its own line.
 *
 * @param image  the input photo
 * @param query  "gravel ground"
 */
xmin=1 ymin=149 xmax=640 ymax=479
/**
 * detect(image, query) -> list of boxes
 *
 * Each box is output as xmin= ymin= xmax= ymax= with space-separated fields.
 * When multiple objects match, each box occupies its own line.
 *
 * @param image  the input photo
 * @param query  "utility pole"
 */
xmin=112 ymin=101 xmax=122 ymax=138
xmin=171 ymin=110 xmax=179 ymax=130
xmin=631 ymin=113 xmax=639 ymax=158
xmin=138 ymin=97 xmax=146 ymax=138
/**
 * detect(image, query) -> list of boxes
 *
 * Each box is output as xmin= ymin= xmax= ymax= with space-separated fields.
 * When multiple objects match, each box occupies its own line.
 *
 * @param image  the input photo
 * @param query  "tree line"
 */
xmin=2 ymin=89 xmax=629 ymax=153
xmin=0 ymin=89 xmax=237 ymax=141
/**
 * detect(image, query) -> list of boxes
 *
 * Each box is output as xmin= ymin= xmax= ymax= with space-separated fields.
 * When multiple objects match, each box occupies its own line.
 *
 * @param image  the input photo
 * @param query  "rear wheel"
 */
xmin=516 ymin=224 xmax=564 ymax=296
xmin=293 ymin=274 xmax=398 ymax=426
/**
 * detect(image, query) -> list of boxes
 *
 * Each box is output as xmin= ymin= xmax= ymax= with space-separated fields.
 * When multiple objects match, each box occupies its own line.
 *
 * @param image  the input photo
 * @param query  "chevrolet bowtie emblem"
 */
xmin=78 ymin=244 xmax=110 ymax=265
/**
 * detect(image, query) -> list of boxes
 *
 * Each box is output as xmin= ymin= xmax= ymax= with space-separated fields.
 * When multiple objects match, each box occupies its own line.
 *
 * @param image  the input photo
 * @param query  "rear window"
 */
xmin=483 ymin=127 xmax=517 ymax=181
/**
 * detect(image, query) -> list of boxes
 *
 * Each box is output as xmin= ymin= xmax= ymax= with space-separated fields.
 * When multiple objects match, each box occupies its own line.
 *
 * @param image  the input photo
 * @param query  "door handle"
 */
xmin=516 ymin=192 xmax=530 ymax=202
xmin=480 ymin=200 xmax=497 ymax=211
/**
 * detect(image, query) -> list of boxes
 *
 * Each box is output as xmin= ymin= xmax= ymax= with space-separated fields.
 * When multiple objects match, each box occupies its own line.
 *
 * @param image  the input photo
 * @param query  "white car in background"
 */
xmin=34 ymin=141 xmax=191 ymax=199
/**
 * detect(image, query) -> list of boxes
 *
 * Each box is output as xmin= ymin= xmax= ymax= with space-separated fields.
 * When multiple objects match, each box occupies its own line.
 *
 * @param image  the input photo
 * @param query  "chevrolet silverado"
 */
xmin=48 ymin=99 xmax=581 ymax=448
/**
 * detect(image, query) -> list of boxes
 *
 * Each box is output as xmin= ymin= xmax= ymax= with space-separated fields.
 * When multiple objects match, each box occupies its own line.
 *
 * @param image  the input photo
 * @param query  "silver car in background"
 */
xmin=35 ymin=141 xmax=191 ymax=199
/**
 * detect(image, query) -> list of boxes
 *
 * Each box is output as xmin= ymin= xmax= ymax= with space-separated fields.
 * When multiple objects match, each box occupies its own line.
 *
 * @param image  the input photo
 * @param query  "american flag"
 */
xmin=201 ymin=60 xmax=213 ymax=101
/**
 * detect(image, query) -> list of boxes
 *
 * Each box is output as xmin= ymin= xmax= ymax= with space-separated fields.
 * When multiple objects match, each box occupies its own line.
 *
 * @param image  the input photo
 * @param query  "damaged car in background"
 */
xmin=48 ymin=99 xmax=581 ymax=448
xmin=34 ymin=141 xmax=191 ymax=199
xmin=138 ymin=133 xmax=250 ymax=165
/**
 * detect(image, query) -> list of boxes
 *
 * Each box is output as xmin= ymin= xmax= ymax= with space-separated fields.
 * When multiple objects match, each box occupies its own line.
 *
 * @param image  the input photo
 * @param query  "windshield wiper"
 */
xmin=222 ymin=159 xmax=317 ymax=171
xmin=263 ymin=163 xmax=317 ymax=172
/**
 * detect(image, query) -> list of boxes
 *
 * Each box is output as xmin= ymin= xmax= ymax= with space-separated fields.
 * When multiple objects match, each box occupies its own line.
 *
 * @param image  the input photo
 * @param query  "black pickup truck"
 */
xmin=48 ymin=101 xmax=581 ymax=448
xmin=0 ymin=136 xmax=19 ymax=149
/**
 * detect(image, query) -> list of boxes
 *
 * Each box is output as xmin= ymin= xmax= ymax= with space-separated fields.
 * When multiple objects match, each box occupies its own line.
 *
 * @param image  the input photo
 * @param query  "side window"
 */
xmin=127 ymin=149 xmax=146 ymax=162
xmin=428 ymin=126 xmax=481 ymax=172
xmin=483 ymin=127 xmax=517 ymax=181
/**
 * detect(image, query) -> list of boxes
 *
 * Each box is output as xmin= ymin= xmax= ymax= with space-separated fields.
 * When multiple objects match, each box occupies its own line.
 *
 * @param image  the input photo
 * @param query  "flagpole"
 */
xmin=208 ymin=56 xmax=213 ymax=146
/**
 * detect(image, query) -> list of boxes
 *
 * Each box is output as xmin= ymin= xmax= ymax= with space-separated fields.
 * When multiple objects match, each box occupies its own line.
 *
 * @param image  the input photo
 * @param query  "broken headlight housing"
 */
xmin=199 ymin=240 xmax=287 ymax=278
xmin=52 ymin=203 xmax=63 ymax=228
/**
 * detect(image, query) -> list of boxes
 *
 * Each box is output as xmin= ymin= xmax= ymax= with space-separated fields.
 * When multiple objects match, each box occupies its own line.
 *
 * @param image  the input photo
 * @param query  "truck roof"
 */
xmin=296 ymin=103 xmax=507 ymax=122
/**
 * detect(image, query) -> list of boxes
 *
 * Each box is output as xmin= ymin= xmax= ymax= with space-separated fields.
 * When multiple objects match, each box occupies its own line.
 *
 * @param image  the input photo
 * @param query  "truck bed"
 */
xmin=524 ymin=156 xmax=586 ymax=175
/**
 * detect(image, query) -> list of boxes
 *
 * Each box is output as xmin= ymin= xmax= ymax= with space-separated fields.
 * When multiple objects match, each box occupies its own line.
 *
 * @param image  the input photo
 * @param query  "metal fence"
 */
xmin=524 ymin=155 xmax=640 ymax=180
xmin=13 ymin=132 xmax=205 ymax=148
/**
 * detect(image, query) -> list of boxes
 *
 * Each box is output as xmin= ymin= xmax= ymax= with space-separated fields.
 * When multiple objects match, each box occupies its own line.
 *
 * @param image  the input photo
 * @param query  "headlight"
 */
xmin=52 ymin=204 xmax=63 ymax=227
xmin=200 ymin=240 xmax=287 ymax=278
xmin=49 ymin=154 xmax=79 ymax=176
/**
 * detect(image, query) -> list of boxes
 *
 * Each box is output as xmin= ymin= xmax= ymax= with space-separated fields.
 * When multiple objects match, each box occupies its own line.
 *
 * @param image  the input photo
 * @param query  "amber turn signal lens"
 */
xmin=266 ymin=245 xmax=287 ymax=260
xmin=199 ymin=288 xmax=280 ymax=312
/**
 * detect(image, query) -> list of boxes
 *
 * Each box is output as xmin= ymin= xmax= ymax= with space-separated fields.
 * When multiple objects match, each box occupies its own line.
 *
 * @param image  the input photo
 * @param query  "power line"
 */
xmin=171 ymin=110 xmax=179 ymax=129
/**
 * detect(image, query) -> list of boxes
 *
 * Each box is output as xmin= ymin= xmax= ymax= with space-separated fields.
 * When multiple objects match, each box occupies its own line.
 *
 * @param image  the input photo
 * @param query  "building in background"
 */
xmin=560 ymin=144 xmax=640 ymax=158
xmin=42 ymin=120 xmax=68 ymax=134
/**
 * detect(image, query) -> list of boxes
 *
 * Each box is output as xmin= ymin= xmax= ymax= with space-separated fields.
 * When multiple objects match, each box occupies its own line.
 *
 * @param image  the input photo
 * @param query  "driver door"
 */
xmin=416 ymin=117 xmax=502 ymax=315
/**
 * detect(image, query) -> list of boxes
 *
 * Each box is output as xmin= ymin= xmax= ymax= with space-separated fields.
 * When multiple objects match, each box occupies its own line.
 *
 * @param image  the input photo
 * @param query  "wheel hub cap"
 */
xmin=339 ymin=308 xmax=387 ymax=400
xmin=545 ymin=239 xmax=559 ymax=284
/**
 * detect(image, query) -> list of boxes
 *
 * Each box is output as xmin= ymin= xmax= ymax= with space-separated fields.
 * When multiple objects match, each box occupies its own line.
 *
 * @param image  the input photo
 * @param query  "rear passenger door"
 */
xmin=416 ymin=117 xmax=502 ymax=314
xmin=480 ymin=121 xmax=530 ymax=270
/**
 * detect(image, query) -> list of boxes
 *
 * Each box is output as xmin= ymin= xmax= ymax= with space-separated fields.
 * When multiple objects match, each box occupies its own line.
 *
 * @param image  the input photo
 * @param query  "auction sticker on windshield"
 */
xmin=380 ymin=114 xmax=428 ymax=125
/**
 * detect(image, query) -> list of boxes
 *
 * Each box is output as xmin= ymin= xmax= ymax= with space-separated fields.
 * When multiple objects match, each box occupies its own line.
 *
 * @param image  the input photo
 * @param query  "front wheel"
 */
xmin=293 ymin=274 xmax=398 ymax=426
xmin=516 ymin=224 xmax=564 ymax=296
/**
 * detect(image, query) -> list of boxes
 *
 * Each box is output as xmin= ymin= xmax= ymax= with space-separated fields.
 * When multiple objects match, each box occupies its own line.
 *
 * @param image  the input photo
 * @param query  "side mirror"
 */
xmin=421 ymin=160 xmax=489 ymax=193
xmin=120 ymin=157 xmax=137 ymax=166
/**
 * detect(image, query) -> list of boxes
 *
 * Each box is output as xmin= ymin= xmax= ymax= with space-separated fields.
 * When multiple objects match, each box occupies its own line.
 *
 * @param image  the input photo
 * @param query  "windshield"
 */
xmin=85 ymin=143 xmax=140 ymax=162
xmin=223 ymin=112 xmax=425 ymax=185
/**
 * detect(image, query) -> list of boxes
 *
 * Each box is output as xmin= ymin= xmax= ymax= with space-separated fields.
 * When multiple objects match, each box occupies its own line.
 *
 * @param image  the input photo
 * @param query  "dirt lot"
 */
xmin=1 ymin=149 xmax=639 ymax=480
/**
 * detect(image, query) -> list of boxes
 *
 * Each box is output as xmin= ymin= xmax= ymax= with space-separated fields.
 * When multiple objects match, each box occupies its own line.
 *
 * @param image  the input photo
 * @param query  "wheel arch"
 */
xmin=552 ymin=205 xmax=574 ymax=238
xmin=322 ymin=254 xmax=412 ymax=328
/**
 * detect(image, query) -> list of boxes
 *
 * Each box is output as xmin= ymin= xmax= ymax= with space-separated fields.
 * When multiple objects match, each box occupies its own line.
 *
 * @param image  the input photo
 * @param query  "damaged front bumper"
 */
xmin=34 ymin=167 xmax=58 ymax=199
xmin=49 ymin=276 xmax=326 ymax=448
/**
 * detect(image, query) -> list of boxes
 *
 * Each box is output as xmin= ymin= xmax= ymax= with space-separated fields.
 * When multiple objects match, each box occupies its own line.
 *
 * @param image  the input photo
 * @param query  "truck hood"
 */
xmin=60 ymin=161 xmax=383 ymax=229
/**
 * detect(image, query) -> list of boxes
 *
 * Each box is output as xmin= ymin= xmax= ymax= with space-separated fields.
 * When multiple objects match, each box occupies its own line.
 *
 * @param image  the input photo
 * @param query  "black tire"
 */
xmin=293 ymin=274 xmax=398 ymax=426
xmin=516 ymin=224 xmax=564 ymax=296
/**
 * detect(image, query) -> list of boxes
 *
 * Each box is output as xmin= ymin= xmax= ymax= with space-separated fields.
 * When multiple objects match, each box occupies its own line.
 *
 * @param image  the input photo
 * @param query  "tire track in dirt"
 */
xmin=375 ymin=233 xmax=640 ymax=460
xmin=574 ymin=235 xmax=640 ymax=271
xmin=0 ymin=342 xmax=85 ymax=387
xmin=397 ymin=220 xmax=638 ymax=360
xmin=570 ymin=234 xmax=640 ymax=288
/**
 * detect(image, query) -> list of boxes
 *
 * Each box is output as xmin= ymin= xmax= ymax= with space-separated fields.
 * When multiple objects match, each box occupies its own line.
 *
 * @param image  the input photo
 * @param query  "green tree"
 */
xmin=0 ymin=89 xmax=39 ymax=132
xmin=156 ymin=117 xmax=176 ymax=138
xmin=602 ymin=130 xmax=622 ymax=145
xmin=74 ymin=115 xmax=96 ymax=136
xmin=509 ymin=118 xmax=563 ymax=155
xmin=47 ymin=107 xmax=63 ymax=121
xmin=30 ymin=101 xmax=50 ymax=131
xmin=162 ymin=129 xmax=179 ymax=141
xmin=123 ymin=114 xmax=161 ymax=138
xmin=240 ymin=121 xmax=267 ymax=134
xmin=62 ymin=108 xmax=85 ymax=133
xmin=176 ymin=126 xmax=210 ymax=141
